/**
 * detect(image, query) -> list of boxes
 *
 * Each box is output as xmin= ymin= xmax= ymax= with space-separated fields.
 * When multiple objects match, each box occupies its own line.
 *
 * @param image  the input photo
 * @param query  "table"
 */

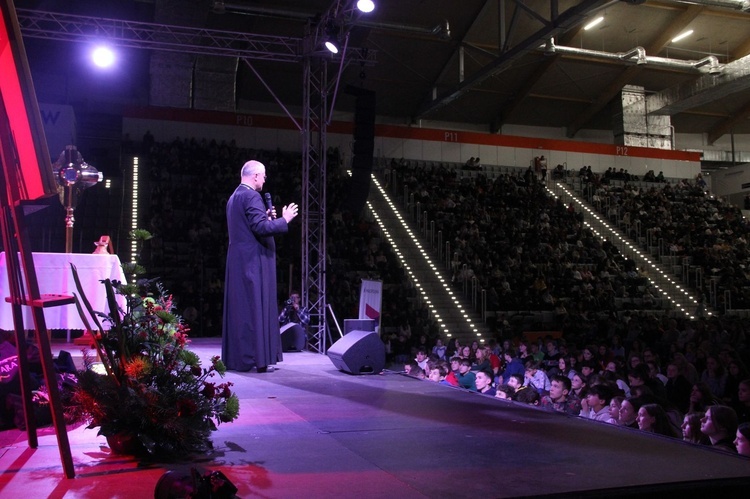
xmin=0 ymin=252 xmax=127 ymax=331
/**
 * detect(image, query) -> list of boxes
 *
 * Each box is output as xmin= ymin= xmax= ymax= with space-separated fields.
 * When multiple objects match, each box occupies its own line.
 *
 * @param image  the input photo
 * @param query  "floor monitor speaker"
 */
xmin=327 ymin=330 xmax=385 ymax=374
xmin=280 ymin=322 xmax=305 ymax=352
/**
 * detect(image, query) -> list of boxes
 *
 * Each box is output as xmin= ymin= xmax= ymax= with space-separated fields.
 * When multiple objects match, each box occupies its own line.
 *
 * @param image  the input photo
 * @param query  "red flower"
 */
xmin=202 ymin=383 xmax=216 ymax=398
xmin=176 ymin=398 xmax=197 ymax=417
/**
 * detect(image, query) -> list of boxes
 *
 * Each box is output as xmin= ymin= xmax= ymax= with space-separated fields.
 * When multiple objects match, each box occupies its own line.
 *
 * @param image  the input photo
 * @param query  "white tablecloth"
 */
xmin=0 ymin=252 xmax=127 ymax=330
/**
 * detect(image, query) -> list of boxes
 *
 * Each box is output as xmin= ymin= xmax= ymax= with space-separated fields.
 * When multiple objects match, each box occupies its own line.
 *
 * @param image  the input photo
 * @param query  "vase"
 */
xmin=106 ymin=432 xmax=144 ymax=456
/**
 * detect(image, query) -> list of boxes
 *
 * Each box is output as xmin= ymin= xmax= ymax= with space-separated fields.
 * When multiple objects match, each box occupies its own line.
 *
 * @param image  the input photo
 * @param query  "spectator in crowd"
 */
xmin=629 ymin=364 xmax=667 ymax=400
xmin=681 ymin=412 xmax=709 ymax=445
xmin=665 ymin=362 xmax=692 ymax=414
xmin=541 ymin=375 xmax=580 ymax=415
xmin=735 ymin=423 xmax=750 ymax=457
xmin=543 ymin=340 xmax=562 ymax=371
xmin=404 ymin=361 xmax=424 ymax=379
xmin=445 ymin=338 xmax=461 ymax=359
xmin=672 ymin=353 xmax=699 ymax=385
xmin=571 ymin=372 xmax=588 ymax=400
xmin=609 ymin=396 xmax=625 ymax=425
xmin=580 ymin=384 xmax=616 ymax=423
xmin=472 ymin=346 xmax=491 ymax=372
xmin=427 ymin=363 xmax=448 ymax=383
xmin=506 ymin=373 xmax=525 ymax=393
xmin=444 ymin=359 xmax=460 ymax=387
xmin=457 ymin=358 xmax=477 ymax=391
xmin=700 ymin=355 xmax=727 ymax=399
xmin=524 ymin=360 xmax=552 ymax=396
xmin=514 ymin=385 xmax=541 ymax=406
xmin=688 ymin=382 xmax=722 ymax=414
xmin=475 ymin=369 xmax=496 ymax=396
xmin=556 ymin=357 xmax=577 ymax=381
xmin=618 ymin=397 xmax=642 ymax=428
xmin=499 ymin=350 xmax=526 ymax=385
xmin=415 ymin=348 xmax=429 ymax=372
xmin=724 ymin=361 xmax=749 ymax=408
xmin=637 ymin=404 xmax=679 ymax=437
xmin=701 ymin=406 xmax=739 ymax=453
xmin=578 ymin=360 xmax=598 ymax=379
xmin=495 ymin=384 xmax=516 ymax=400
xmin=646 ymin=361 xmax=668 ymax=386
xmin=486 ymin=346 xmax=503 ymax=378
xmin=432 ymin=338 xmax=447 ymax=360
xmin=733 ymin=379 xmax=750 ymax=424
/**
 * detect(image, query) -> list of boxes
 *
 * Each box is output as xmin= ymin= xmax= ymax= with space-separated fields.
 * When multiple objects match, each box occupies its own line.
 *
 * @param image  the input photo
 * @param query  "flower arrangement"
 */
xmin=69 ymin=230 xmax=239 ymax=457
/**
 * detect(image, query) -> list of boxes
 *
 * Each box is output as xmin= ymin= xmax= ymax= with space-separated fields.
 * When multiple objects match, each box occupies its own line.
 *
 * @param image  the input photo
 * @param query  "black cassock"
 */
xmin=221 ymin=184 xmax=288 ymax=371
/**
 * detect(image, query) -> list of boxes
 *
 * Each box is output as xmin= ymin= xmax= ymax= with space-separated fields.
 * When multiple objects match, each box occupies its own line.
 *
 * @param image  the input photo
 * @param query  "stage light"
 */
xmin=325 ymin=37 xmax=340 ymax=54
xmin=357 ymin=0 xmax=375 ymax=13
xmin=91 ymin=46 xmax=115 ymax=68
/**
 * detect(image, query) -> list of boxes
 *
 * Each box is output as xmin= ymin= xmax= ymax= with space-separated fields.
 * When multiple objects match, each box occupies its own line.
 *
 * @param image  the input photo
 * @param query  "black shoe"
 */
xmin=256 ymin=366 xmax=275 ymax=373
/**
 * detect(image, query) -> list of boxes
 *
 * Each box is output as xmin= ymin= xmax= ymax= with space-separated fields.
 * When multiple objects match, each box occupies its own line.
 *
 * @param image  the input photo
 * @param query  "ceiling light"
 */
xmin=584 ymin=16 xmax=604 ymax=31
xmin=671 ymin=30 xmax=693 ymax=43
xmin=357 ymin=0 xmax=375 ymax=13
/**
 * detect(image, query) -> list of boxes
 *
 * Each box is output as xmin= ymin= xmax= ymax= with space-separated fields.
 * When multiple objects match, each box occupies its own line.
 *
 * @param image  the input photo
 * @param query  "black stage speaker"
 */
xmin=327 ymin=330 xmax=385 ymax=374
xmin=343 ymin=85 xmax=376 ymax=217
xmin=343 ymin=318 xmax=376 ymax=335
xmin=280 ymin=323 xmax=306 ymax=352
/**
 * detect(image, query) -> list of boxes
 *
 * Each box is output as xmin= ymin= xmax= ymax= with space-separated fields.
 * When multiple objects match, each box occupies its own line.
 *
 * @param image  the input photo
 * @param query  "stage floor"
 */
xmin=1 ymin=337 xmax=748 ymax=498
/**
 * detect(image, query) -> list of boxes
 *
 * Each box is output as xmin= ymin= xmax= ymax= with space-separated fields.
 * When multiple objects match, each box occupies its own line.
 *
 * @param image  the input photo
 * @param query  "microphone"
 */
xmin=264 ymin=192 xmax=274 ymax=218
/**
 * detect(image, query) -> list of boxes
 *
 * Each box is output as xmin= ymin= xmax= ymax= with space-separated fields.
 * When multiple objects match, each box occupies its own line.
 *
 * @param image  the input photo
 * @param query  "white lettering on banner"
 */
xmin=444 ymin=131 xmax=459 ymax=142
xmin=0 ymin=355 xmax=19 ymax=380
xmin=359 ymin=279 xmax=383 ymax=321
xmin=616 ymin=146 xmax=628 ymax=156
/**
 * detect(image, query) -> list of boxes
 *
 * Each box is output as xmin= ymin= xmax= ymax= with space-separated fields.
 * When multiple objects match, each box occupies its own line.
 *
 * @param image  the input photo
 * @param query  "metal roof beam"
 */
xmin=414 ymin=0 xmax=611 ymax=120
xmin=565 ymin=3 xmax=704 ymax=137
xmin=645 ymin=53 xmax=750 ymax=115
xmin=490 ymin=24 xmax=584 ymax=133
xmin=706 ymin=98 xmax=750 ymax=143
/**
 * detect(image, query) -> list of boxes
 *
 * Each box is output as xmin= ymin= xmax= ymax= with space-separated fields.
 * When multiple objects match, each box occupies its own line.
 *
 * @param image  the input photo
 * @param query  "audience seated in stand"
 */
xmin=136 ymin=142 xmax=750 ymax=458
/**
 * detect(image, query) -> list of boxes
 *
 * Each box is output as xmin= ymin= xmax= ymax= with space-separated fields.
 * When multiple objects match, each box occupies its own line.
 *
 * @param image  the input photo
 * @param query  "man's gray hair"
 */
xmin=241 ymin=160 xmax=264 ymax=177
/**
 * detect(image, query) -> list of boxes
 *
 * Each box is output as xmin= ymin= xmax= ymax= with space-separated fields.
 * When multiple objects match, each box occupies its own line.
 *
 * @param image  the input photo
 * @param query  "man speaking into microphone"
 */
xmin=222 ymin=160 xmax=299 ymax=373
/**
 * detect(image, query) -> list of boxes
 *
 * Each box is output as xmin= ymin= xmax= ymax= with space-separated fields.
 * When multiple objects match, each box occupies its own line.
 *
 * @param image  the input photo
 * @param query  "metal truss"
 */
xmin=16 ymin=8 xmax=301 ymax=62
xmin=301 ymin=56 xmax=329 ymax=354
xmin=15 ymin=8 xmax=377 ymax=65
xmin=301 ymin=0 xmax=368 ymax=354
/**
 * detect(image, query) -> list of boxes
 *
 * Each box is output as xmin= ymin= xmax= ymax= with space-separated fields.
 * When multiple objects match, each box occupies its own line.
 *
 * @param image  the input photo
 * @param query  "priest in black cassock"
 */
xmin=221 ymin=160 xmax=298 ymax=372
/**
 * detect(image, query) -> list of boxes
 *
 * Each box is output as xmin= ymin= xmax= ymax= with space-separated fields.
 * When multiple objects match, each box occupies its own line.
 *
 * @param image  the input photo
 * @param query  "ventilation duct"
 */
xmin=543 ymin=38 xmax=723 ymax=74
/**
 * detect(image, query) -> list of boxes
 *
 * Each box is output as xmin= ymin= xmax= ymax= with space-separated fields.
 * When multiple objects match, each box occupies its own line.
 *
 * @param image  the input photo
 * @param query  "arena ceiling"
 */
xmin=14 ymin=0 xmax=750 ymax=140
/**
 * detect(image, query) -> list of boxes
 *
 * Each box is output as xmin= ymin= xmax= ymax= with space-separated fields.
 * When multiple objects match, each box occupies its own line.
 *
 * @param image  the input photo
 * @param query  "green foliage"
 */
xmin=70 ymin=231 xmax=239 ymax=458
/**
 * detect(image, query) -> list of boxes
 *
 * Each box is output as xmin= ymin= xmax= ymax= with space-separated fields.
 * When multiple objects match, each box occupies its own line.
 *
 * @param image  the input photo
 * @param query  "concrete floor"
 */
xmin=0 ymin=337 xmax=749 ymax=498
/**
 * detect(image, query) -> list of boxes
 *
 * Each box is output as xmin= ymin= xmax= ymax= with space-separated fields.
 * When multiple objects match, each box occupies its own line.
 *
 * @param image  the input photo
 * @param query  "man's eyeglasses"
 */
xmin=256 ymin=173 xmax=267 ymax=179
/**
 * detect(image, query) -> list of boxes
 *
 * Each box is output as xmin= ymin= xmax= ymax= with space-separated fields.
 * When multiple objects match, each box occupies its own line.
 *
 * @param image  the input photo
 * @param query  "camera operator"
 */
xmin=279 ymin=292 xmax=309 ymax=326
xmin=278 ymin=292 xmax=309 ymax=351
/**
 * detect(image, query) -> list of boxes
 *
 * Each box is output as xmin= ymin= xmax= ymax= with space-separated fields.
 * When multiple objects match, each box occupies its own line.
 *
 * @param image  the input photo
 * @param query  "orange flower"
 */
xmin=124 ymin=356 xmax=152 ymax=379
